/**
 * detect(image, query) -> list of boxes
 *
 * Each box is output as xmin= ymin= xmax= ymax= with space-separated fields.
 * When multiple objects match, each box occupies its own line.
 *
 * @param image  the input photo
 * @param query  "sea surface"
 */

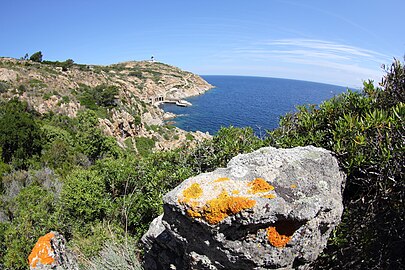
xmin=161 ymin=76 xmax=348 ymax=135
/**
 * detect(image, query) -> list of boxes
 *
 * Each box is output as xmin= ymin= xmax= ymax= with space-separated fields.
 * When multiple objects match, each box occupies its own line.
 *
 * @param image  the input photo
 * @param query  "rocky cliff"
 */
xmin=0 ymin=57 xmax=213 ymax=150
xmin=142 ymin=146 xmax=345 ymax=269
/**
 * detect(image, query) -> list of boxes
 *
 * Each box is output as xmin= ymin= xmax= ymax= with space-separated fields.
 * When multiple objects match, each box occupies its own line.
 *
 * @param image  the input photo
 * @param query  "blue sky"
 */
xmin=1 ymin=0 xmax=404 ymax=87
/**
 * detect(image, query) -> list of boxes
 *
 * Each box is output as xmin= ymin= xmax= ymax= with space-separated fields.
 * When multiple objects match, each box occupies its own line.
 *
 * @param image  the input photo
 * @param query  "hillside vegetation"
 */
xmin=0 ymin=58 xmax=403 ymax=269
xmin=0 ymin=57 xmax=212 ymax=153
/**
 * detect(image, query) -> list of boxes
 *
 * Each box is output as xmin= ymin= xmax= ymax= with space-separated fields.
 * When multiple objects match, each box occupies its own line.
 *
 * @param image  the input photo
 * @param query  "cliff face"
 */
xmin=0 ymin=57 xmax=213 ymax=150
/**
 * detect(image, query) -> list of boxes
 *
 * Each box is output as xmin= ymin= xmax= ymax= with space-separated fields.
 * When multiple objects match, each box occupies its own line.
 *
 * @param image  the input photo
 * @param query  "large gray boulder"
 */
xmin=142 ymin=146 xmax=345 ymax=270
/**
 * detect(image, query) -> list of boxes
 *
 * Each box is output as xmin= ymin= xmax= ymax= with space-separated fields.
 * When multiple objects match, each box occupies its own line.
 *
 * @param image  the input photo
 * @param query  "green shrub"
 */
xmin=185 ymin=126 xmax=264 ymax=173
xmin=0 ymin=81 xmax=8 ymax=93
xmin=60 ymin=169 xmax=107 ymax=225
xmin=96 ymin=152 xmax=194 ymax=238
xmin=134 ymin=115 xmax=142 ymax=126
xmin=74 ymin=110 xmax=121 ymax=162
xmin=29 ymin=51 xmax=43 ymax=62
xmin=17 ymin=84 xmax=26 ymax=94
xmin=61 ymin=95 xmax=70 ymax=104
xmin=135 ymin=137 xmax=155 ymax=156
xmin=185 ymin=133 xmax=194 ymax=141
xmin=0 ymin=99 xmax=43 ymax=168
xmin=43 ymin=92 xmax=52 ymax=100
xmin=0 ymin=222 xmax=8 ymax=268
xmin=1 ymin=185 xmax=57 ymax=270
xmin=78 ymin=84 xmax=119 ymax=110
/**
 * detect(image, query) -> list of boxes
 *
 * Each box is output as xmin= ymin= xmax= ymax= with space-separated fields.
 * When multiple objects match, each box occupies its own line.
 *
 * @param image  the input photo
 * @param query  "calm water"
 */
xmin=161 ymin=76 xmax=347 ymax=135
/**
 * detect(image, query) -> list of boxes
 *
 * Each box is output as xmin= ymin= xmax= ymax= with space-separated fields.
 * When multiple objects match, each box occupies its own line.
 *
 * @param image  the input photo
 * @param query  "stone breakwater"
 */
xmin=142 ymin=146 xmax=346 ymax=270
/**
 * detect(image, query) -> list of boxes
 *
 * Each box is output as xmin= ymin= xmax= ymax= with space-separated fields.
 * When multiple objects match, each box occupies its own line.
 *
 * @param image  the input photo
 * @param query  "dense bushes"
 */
xmin=78 ymin=84 xmax=119 ymax=110
xmin=0 ymin=99 xmax=43 ymax=169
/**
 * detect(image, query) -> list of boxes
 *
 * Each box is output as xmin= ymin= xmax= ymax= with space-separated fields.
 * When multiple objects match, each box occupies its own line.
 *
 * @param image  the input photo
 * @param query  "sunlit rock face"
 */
xmin=142 ymin=146 xmax=345 ymax=270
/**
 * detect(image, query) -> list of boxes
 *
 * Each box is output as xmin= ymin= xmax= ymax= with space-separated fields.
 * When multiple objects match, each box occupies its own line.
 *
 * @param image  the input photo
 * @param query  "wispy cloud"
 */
xmin=212 ymin=38 xmax=392 ymax=86
xmin=262 ymin=39 xmax=389 ymax=61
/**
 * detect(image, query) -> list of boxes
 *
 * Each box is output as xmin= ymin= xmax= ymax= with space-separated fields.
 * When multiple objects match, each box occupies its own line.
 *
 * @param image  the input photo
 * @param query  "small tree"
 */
xmin=61 ymin=59 xmax=74 ymax=71
xmin=0 ymin=99 xmax=43 ymax=168
xmin=29 ymin=51 xmax=43 ymax=62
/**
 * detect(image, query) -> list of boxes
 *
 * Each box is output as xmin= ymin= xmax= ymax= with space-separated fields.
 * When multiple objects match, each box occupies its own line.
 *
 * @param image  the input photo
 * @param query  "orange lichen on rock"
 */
xmin=182 ymin=183 xmax=203 ymax=202
xmin=248 ymin=178 xmax=274 ymax=194
xmin=213 ymin=177 xmax=230 ymax=183
xmin=266 ymin=226 xmax=291 ymax=248
xmin=28 ymin=232 xmax=55 ymax=267
xmin=290 ymin=184 xmax=297 ymax=189
xmin=232 ymin=189 xmax=240 ymax=195
xmin=201 ymin=191 xmax=256 ymax=224
xmin=261 ymin=194 xmax=276 ymax=199
xmin=187 ymin=208 xmax=202 ymax=218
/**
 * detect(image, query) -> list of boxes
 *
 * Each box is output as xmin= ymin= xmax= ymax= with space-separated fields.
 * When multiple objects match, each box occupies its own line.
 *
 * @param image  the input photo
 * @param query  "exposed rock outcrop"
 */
xmin=142 ymin=146 xmax=345 ymax=270
xmin=28 ymin=231 xmax=78 ymax=270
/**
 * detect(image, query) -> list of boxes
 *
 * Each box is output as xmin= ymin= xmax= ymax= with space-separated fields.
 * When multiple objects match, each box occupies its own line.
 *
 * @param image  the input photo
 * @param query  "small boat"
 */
xmin=176 ymin=100 xmax=192 ymax=107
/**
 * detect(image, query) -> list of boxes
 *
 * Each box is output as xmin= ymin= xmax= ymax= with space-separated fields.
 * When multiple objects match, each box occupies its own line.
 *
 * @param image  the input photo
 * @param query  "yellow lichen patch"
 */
xmin=213 ymin=177 xmax=230 ymax=183
xmin=182 ymin=183 xmax=203 ymax=203
xmin=232 ymin=190 xmax=240 ymax=195
xmin=202 ymin=191 xmax=256 ymax=224
xmin=248 ymin=178 xmax=274 ymax=194
xmin=28 ymin=232 xmax=55 ymax=267
xmin=290 ymin=184 xmax=297 ymax=189
xmin=266 ymin=226 xmax=291 ymax=248
xmin=261 ymin=194 xmax=276 ymax=199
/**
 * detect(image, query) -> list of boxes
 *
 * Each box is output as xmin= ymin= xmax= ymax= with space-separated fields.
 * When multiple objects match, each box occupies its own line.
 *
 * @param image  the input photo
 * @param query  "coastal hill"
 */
xmin=0 ymin=57 xmax=212 ymax=151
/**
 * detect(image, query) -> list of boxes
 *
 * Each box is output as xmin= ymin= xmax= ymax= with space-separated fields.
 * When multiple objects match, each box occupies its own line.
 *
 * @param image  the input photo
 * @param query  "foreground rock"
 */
xmin=142 ymin=146 xmax=345 ymax=270
xmin=28 ymin=231 xmax=78 ymax=270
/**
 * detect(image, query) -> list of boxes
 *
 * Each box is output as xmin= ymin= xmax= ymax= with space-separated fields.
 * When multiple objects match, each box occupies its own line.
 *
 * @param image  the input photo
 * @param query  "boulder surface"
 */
xmin=28 ymin=231 xmax=78 ymax=270
xmin=142 ymin=146 xmax=345 ymax=270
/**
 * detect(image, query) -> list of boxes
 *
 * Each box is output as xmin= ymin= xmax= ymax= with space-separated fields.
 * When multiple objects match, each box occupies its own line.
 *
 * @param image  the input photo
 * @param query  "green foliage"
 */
xmin=0 ymin=81 xmax=9 ymax=93
xmin=135 ymin=137 xmax=155 ymax=156
xmin=29 ymin=51 xmax=43 ymax=62
xmin=43 ymin=92 xmax=52 ymax=100
xmin=185 ymin=126 xmax=264 ymax=173
xmin=1 ymin=185 xmax=57 ymax=269
xmin=74 ymin=110 xmax=121 ymax=162
xmin=62 ymin=59 xmax=74 ymax=71
xmin=17 ymin=84 xmax=26 ymax=94
xmin=29 ymin=78 xmax=47 ymax=89
xmin=186 ymin=133 xmax=194 ymax=141
xmin=68 ymin=222 xmax=122 ymax=259
xmin=61 ymin=95 xmax=70 ymax=104
xmin=95 ymin=151 xmax=195 ymax=238
xmin=377 ymin=59 xmax=405 ymax=108
xmin=41 ymin=139 xmax=75 ymax=172
xmin=87 ymin=240 xmax=143 ymax=270
xmin=266 ymin=61 xmax=405 ymax=269
xmin=0 ymin=222 xmax=8 ymax=269
xmin=78 ymin=84 xmax=119 ymax=110
xmin=60 ymin=169 xmax=107 ymax=225
xmin=134 ymin=114 xmax=142 ymax=126
xmin=0 ymin=99 xmax=43 ymax=168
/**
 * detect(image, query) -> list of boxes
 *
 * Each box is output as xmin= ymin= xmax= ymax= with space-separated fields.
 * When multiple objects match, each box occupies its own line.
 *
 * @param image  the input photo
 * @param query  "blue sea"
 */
xmin=161 ymin=76 xmax=348 ymax=135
